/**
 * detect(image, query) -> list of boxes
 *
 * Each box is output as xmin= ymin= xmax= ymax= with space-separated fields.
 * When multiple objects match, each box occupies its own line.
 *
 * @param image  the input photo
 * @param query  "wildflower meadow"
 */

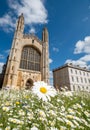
xmin=0 ymin=81 xmax=90 ymax=130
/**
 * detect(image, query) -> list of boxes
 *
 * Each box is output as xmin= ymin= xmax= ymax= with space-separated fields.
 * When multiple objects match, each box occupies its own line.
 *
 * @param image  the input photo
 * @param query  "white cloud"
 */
xmin=0 ymin=63 xmax=4 ymax=73
xmin=0 ymin=54 xmax=4 ymax=59
xmin=0 ymin=13 xmax=16 ymax=32
xmin=53 ymin=47 xmax=59 ymax=52
xmin=29 ymin=27 xmax=36 ymax=34
xmin=0 ymin=0 xmax=48 ymax=33
xmin=89 ymin=5 xmax=90 ymax=9
xmin=18 ymin=0 xmax=48 ymax=24
xmin=4 ymin=49 xmax=10 ymax=54
xmin=8 ymin=0 xmax=20 ymax=10
xmin=49 ymin=71 xmax=53 ymax=86
xmin=65 ymin=36 xmax=90 ymax=68
xmin=49 ymin=71 xmax=53 ymax=79
xmin=80 ymin=54 xmax=90 ymax=62
xmin=49 ymin=58 xmax=53 ymax=64
xmin=65 ymin=59 xmax=87 ymax=67
xmin=74 ymin=36 xmax=90 ymax=54
xmin=82 ymin=17 xmax=88 ymax=22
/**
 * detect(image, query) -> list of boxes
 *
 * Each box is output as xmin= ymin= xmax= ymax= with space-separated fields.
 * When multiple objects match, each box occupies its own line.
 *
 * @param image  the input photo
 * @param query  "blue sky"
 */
xmin=0 ymin=0 xmax=90 ymax=84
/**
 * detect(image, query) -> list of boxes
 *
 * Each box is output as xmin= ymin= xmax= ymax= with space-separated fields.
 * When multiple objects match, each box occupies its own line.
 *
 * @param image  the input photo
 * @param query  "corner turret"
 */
xmin=42 ymin=27 xmax=48 ymax=42
xmin=42 ymin=27 xmax=49 ymax=84
xmin=16 ymin=13 xmax=24 ymax=33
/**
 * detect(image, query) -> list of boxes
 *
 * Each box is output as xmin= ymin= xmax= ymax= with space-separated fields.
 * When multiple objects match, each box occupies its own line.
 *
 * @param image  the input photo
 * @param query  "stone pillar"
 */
xmin=42 ymin=27 xmax=49 ymax=84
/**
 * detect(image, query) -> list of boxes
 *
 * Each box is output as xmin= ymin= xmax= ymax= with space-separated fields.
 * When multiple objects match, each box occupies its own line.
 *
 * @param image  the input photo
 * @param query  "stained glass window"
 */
xmin=20 ymin=46 xmax=41 ymax=71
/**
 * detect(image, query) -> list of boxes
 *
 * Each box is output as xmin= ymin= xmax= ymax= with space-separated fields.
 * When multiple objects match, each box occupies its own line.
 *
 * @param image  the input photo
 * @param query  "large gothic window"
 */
xmin=20 ymin=46 xmax=41 ymax=71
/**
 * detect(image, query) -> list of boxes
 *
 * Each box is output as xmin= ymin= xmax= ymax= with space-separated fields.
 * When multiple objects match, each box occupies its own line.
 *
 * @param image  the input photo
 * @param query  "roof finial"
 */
xmin=21 ymin=13 xmax=23 ymax=16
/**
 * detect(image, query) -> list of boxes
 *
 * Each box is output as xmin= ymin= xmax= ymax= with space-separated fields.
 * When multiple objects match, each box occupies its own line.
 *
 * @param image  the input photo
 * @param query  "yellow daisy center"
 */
xmin=40 ymin=87 xmax=47 ymax=94
xmin=16 ymin=101 xmax=20 ymax=105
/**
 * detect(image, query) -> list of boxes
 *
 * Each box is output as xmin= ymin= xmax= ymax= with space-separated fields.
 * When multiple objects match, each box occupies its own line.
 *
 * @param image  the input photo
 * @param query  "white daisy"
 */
xmin=31 ymin=126 xmax=38 ymax=130
xmin=50 ymin=127 xmax=58 ymax=130
xmin=32 ymin=81 xmax=57 ymax=101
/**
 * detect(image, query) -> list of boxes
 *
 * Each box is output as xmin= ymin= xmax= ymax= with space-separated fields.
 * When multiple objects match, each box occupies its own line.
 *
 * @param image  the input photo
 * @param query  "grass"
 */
xmin=0 ymin=88 xmax=90 ymax=130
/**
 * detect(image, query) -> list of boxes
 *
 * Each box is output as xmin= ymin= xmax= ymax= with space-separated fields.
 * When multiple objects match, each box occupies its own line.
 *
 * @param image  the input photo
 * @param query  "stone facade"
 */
xmin=2 ymin=14 xmax=49 ymax=89
xmin=53 ymin=63 xmax=90 ymax=92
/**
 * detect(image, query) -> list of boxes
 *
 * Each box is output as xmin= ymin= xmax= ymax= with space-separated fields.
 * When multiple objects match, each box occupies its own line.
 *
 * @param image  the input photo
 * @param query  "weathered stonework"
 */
xmin=2 ymin=14 xmax=49 ymax=89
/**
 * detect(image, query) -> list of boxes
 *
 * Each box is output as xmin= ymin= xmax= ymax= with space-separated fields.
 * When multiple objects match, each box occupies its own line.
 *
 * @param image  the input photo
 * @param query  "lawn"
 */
xmin=0 ymin=83 xmax=90 ymax=130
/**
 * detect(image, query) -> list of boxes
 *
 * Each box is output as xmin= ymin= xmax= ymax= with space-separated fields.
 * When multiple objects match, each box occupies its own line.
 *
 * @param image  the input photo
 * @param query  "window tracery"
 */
xmin=20 ymin=46 xmax=41 ymax=71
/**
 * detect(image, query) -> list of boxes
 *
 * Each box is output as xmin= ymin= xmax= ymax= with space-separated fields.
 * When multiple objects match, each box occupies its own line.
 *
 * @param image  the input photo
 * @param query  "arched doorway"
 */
xmin=25 ymin=79 xmax=33 ymax=89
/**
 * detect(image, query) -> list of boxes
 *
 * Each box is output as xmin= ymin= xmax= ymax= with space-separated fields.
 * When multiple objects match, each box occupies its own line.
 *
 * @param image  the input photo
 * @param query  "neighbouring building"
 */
xmin=1 ymin=13 xmax=49 ymax=89
xmin=53 ymin=63 xmax=90 ymax=91
xmin=0 ymin=65 xmax=6 ymax=89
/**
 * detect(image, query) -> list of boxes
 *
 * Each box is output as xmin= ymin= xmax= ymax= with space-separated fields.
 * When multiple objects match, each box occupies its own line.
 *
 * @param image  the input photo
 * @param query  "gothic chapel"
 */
xmin=2 ymin=14 xmax=49 ymax=89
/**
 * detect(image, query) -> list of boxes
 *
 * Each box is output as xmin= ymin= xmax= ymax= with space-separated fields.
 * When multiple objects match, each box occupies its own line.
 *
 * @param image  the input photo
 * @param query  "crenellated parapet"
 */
xmin=23 ymin=34 xmax=42 ymax=45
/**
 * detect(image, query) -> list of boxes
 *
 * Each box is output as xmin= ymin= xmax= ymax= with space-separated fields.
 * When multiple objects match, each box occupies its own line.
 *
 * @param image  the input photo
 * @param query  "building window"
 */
xmin=81 ymin=77 xmax=83 ymax=83
xmin=78 ymin=86 xmax=80 ymax=91
xmin=87 ymin=73 xmax=89 ymax=76
xmin=82 ymin=86 xmax=84 ymax=90
xmin=80 ymin=71 xmax=81 ymax=75
xmin=75 ymin=70 xmax=77 ymax=74
xmin=12 ymin=66 xmax=14 ymax=70
xmin=15 ymin=49 xmax=17 ymax=53
xmin=72 ymin=76 xmax=74 ymax=82
xmin=20 ymin=46 xmax=41 ymax=71
xmin=71 ymin=69 xmax=73 ymax=73
xmin=73 ymin=85 xmax=75 ymax=91
xmin=86 ymin=86 xmax=88 ymax=89
xmin=32 ymin=39 xmax=34 ymax=43
xmin=14 ymin=57 xmax=16 ymax=60
xmin=76 ymin=77 xmax=79 ymax=82
xmin=85 ymin=78 xmax=87 ymax=83
xmin=88 ymin=79 xmax=90 ymax=83
xmin=10 ymin=75 xmax=12 ymax=79
xmin=83 ymin=72 xmax=85 ymax=76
